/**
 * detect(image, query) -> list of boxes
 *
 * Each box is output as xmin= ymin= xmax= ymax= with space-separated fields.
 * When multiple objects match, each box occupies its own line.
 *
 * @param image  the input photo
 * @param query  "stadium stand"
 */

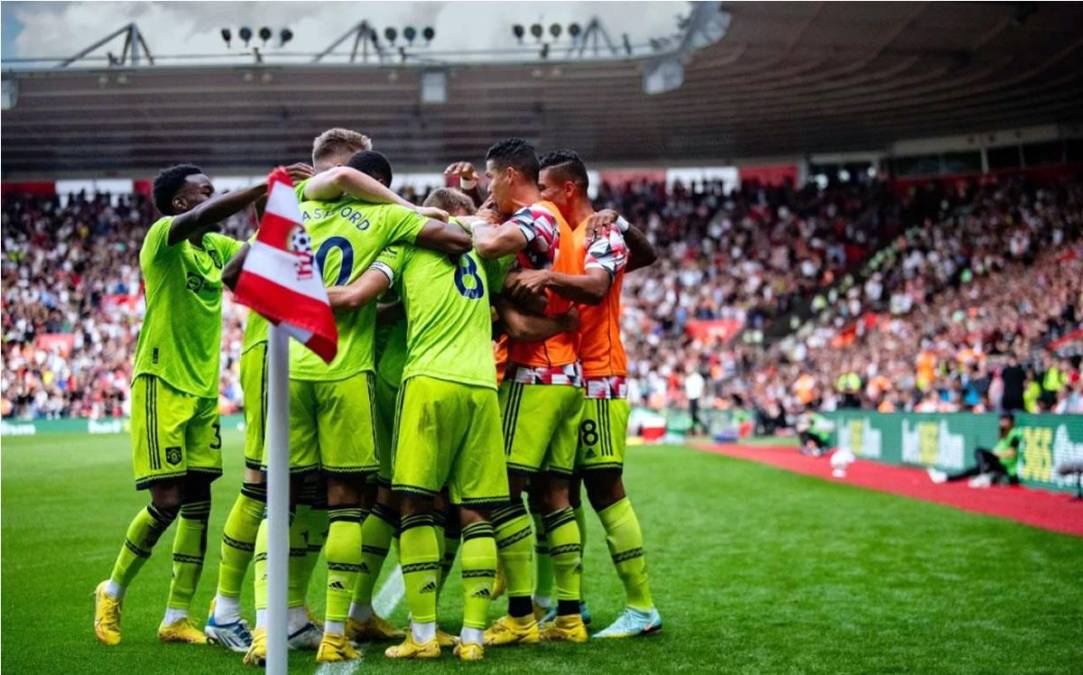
xmin=3 ymin=171 xmax=1081 ymax=422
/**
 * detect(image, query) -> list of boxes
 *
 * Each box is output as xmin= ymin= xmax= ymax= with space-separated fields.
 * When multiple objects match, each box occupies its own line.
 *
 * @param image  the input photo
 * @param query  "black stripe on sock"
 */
xmin=612 ymin=547 xmax=644 ymax=564
xmin=242 ymin=483 xmax=268 ymax=502
xmin=462 ymin=569 xmax=497 ymax=578
xmin=125 ymin=538 xmax=152 ymax=559
xmin=401 ymin=561 xmax=441 ymax=574
xmin=491 ymin=502 xmax=527 ymax=527
xmin=496 ymin=525 xmax=532 ymax=550
xmin=173 ymin=553 xmax=204 ymax=564
xmin=327 ymin=562 xmax=363 ymax=573
xmin=462 ymin=522 xmax=495 ymax=540
xmin=223 ymin=534 xmax=255 ymax=552
xmin=543 ymin=507 xmax=575 ymax=532
xmin=400 ymin=513 xmax=435 ymax=532
xmin=550 ymin=543 xmax=582 ymax=557
xmin=361 ymin=545 xmax=389 ymax=556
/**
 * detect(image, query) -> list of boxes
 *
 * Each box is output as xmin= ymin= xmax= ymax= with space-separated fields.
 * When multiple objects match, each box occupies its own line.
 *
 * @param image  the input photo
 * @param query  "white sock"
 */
xmin=163 ymin=608 xmax=188 ymax=626
xmin=460 ymin=627 xmax=484 ymax=646
xmin=256 ymin=608 xmax=268 ymax=629
xmin=412 ymin=620 xmax=436 ymax=644
xmin=287 ymin=606 xmax=309 ymax=634
xmin=214 ymin=594 xmax=241 ymax=624
xmin=324 ymin=620 xmax=345 ymax=636
xmin=533 ymin=595 xmax=552 ymax=609
xmin=348 ymin=602 xmax=373 ymax=623
xmin=105 ymin=580 xmax=125 ymax=600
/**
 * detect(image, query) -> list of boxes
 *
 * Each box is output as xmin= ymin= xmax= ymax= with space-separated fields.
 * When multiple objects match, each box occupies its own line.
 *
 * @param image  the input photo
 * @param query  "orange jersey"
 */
xmin=493 ymin=335 xmax=509 ymax=385
xmin=574 ymin=222 xmax=629 ymax=378
xmin=507 ymin=200 xmax=579 ymax=369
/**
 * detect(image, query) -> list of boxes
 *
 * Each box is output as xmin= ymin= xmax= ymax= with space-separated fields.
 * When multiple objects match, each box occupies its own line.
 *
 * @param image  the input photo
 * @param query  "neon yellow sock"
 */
xmin=109 ymin=503 xmax=174 ymax=589
xmin=574 ymin=503 xmax=588 ymax=599
xmin=297 ymin=503 xmax=328 ymax=599
xmin=324 ymin=507 xmax=364 ymax=624
xmin=399 ymin=514 xmax=440 ymax=625
xmin=532 ymin=511 xmax=554 ymax=601
xmin=287 ymin=509 xmax=308 ymax=608
xmin=440 ymin=520 xmax=461 ymax=594
xmin=460 ymin=521 xmax=497 ymax=629
xmin=492 ymin=502 xmax=534 ymax=613
xmin=543 ymin=507 xmax=581 ymax=604
xmin=353 ymin=503 xmax=396 ymax=607
xmin=253 ymin=518 xmax=269 ymax=612
xmin=598 ymin=498 xmax=653 ymax=610
xmin=216 ymin=485 xmax=264 ymax=599
xmin=167 ymin=500 xmax=211 ymax=611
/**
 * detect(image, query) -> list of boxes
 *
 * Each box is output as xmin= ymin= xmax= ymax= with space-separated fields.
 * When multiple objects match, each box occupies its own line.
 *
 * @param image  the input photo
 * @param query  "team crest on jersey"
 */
xmin=165 ymin=446 xmax=182 ymax=466
xmin=288 ymin=225 xmax=315 ymax=281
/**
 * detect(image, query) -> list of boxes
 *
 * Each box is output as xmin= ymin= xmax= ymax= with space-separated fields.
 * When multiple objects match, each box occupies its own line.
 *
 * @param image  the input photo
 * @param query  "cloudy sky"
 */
xmin=2 ymin=1 xmax=687 ymax=65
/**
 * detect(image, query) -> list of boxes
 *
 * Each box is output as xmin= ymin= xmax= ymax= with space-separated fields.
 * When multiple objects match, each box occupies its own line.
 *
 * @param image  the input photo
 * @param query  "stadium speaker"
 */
xmin=385 ymin=27 xmax=398 ymax=43
xmin=512 ymin=24 xmax=525 ymax=42
xmin=568 ymin=22 xmax=582 ymax=40
xmin=279 ymin=28 xmax=293 ymax=47
xmin=530 ymin=23 xmax=544 ymax=40
xmin=404 ymin=26 xmax=417 ymax=44
xmin=220 ymin=28 xmax=231 ymax=47
xmin=239 ymin=26 xmax=253 ymax=47
xmin=259 ymin=27 xmax=272 ymax=44
xmin=549 ymin=23 xmax=562 ymax=40
xmin=423 ymin=27 xmax=435 ymax=42
xmin=420 ymin=71 xmax=447 ymax=105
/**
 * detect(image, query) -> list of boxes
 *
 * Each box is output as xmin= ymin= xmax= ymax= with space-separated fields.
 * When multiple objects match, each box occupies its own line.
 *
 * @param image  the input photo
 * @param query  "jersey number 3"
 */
xmin=454 ymin=256 xmax=485 ymax=300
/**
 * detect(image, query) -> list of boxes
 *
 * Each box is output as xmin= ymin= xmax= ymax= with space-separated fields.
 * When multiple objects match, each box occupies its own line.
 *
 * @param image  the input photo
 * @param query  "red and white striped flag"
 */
xmin=233 ymin=167 xmax=337 ymax=363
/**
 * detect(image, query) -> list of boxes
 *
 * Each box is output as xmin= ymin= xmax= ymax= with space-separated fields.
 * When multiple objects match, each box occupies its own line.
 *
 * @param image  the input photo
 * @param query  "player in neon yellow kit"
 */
xmin=242 ymin=156 xmax=471 ymax=665
xmin=94 ymin=162 xmax=312 ymax=647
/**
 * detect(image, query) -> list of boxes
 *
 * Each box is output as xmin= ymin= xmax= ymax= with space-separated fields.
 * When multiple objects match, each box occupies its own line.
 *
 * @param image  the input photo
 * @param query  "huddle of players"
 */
xmin=93 ymin=127 xmax=662 ymax=664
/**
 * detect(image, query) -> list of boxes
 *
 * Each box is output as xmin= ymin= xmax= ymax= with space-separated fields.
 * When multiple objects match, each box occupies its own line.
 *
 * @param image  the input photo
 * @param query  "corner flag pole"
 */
xmin=265 ymin=324 xmax=290 ymax=675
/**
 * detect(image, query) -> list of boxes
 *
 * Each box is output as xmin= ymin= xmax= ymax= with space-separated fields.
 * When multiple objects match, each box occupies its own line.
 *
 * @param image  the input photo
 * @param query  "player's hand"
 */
xmin=284 ymin=162 xmax=315 ymax=183
xmin=561 ymin=306 xmax=581 ymax=332
xmin=475 ymin=208 xmax=502 ymax=225
xmin=444 ymin=161 xmax=477 ymax=182
xmin=418 ymin=206 xmax=450 ymax=222
xmin=585 ymin=209 xmax=620 ymax=241
xmin=508 ymin=269 xmax=550 ymax=305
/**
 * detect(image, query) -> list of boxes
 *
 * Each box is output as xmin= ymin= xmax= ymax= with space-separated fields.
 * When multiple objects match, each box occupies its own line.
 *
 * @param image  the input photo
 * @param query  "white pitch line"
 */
xmin=373 ymin=565 xmax=405 ymax=619
xmin=311 ymin=565 xmax=404 ymax=675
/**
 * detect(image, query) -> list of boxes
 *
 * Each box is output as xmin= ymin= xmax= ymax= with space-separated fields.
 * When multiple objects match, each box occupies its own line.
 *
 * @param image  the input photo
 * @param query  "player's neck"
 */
xmin=509 ymin=184 xmax=541 ymax=212
xmin=569 ymin=199 xmax=594 ymax=228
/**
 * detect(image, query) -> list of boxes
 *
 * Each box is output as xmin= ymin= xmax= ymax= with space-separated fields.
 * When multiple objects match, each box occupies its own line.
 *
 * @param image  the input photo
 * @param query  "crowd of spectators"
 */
xmin=3 ymin=172 xmax=1082 ymax=425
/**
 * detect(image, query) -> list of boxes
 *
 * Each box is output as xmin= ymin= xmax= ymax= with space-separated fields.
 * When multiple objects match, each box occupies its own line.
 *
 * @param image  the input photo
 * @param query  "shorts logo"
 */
xmin=165 ymin=446 xmax=182 ymax=466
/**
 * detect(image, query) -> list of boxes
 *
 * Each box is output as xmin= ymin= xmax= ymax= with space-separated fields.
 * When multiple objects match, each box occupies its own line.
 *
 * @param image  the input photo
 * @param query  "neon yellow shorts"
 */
xmin=576 ymin=397 xmax=630 ymax=471
xmin=240 ymin=343 xmax=268 ymax=471
xmin=283 ymin=371 xmax=378 ymax=476
xmin=131 ymin=374 xmax=222 ymax=489
xmin=373 ymin=374 xmax=398 ymax=486
xmin=499 ymin=380 xmax=584 ymax=476
xmin=392 ymin=376 xmax=508 ymax=507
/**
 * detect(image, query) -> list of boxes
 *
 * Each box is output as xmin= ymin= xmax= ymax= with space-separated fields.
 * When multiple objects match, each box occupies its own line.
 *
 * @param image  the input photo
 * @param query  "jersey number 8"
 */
xmin=454 ymin=256 xmax=485 ymax=300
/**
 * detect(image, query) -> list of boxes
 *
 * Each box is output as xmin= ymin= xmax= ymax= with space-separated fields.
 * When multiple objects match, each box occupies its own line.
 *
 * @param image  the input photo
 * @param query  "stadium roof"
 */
xmin=3 ymin=1 xmax=1083 ymax=178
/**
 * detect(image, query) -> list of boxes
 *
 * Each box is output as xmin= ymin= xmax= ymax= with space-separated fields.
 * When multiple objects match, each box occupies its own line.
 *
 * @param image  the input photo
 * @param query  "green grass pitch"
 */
xmin=3 ymin=430 xmax=1083 ymax=673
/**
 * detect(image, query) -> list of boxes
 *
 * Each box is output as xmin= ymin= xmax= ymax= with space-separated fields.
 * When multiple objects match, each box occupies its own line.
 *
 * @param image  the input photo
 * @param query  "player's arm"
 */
xmin=222 ymin=243 xmax=250 ymax=291
xmin=168 ymin=164 xmax=311 ymax=246
xmin=303 ymin=166 xmax=416 ymax=208
xmin=495 ymin=296 xmax=579 ymax=341
xmin=586 ymin=209 xmax=657 ymax=272
xmin=326 ymin=269 xmax=392 ymax=311
xmin=444 ymin=161 xmax=487 ymax=208
xmin=471 ymin=222 xmax=528 ymax=259
xmin=415 ymin=219 xmax=472 ymax=256
xmin=501 ymin=269 xmax=548 ymax=315
xmin=376 ymin=301 xmax=405 ymax=325
xmin=510 ymin=268 xmax=612 ymax=306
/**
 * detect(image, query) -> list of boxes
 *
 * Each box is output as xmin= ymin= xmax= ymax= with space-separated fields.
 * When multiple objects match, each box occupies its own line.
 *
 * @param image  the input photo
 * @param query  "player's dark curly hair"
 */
xmin=485 ymin=138 xmax=539 ymax=182
xmin=346 ymin=150 xmax=394 ymax=188
xmin=152 ymin=164 xmax=203 ymax=215
xmin=539 ymin=149 xmax=589 ymax=191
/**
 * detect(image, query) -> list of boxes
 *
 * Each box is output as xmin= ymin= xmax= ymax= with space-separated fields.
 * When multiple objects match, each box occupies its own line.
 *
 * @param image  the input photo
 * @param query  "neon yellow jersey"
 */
xmin=373 ymin=244 xmax=500 ymax=390
xmin=132 ymin=216 xmax=244 ymax=398
xmin=289 ymin=198 xmax=428 ymax=381
xmin=375 ymin=317 xmax=408 ymax=389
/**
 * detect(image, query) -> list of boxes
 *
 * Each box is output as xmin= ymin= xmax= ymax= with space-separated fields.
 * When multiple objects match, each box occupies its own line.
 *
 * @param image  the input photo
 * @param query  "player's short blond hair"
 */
xmin=423 ymin=187 xmax=476 ymax=216
xmin=312 ymin=128 xmax=372 ymax=165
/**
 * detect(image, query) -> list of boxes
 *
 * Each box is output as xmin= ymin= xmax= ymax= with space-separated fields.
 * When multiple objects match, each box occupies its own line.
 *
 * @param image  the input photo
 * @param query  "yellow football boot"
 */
xmin=158 ymin=617 xmax=209 ymax=644
xmin=454 ymin=641 xmax=485 ymax=662
xmin=93 ymin=581 xmax=122 ymax=646
xmin=243 ymin=628 xmax=266 ymax=667
xmin=435 ymin=628 xmax=457 ymax=648
xmin=483 ymin=614 xmax=540 ymax=647
xmin=316 ymin=632 xmax=361 ymax=662
xmin=384 ymin=633 xmax=441 ymax=659
xmin=346 ymin=614 xmax=404 ymax=642
xmin=539 ymin=614 xmax=588 ymax=643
